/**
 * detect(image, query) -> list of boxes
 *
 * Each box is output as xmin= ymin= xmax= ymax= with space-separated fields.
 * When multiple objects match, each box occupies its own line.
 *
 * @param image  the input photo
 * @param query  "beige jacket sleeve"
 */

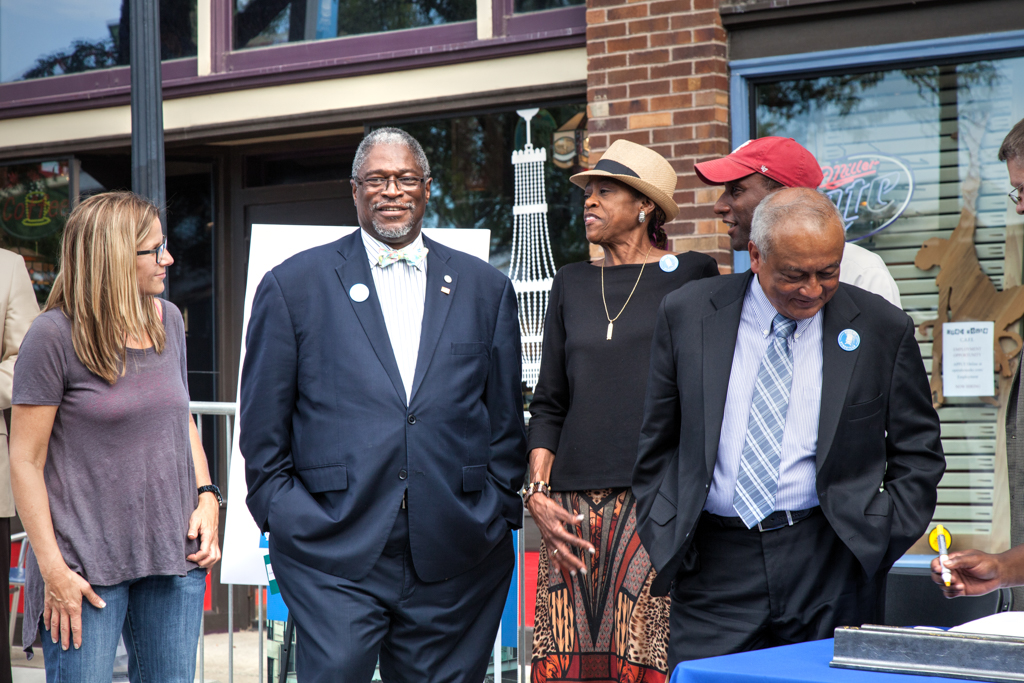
xmin=0 ymin=252 xmax=39 ymax=411
xmin=0 ymin=251 xmax=39 ymax=517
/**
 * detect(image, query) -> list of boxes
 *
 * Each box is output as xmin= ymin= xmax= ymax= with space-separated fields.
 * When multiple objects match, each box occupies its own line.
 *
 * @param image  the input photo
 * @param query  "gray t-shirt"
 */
xmin=13 ymin=301 xmax=198 ymax=646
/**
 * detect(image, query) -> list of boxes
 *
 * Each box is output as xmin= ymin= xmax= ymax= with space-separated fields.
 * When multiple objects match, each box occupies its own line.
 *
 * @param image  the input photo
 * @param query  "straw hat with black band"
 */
xmin=570 ymin=139 xmax=680 ymax=222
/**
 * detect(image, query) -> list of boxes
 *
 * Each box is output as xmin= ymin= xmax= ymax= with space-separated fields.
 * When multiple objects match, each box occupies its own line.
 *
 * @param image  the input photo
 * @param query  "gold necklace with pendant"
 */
xmin=601 ymin=242 xmax=654 ymax=341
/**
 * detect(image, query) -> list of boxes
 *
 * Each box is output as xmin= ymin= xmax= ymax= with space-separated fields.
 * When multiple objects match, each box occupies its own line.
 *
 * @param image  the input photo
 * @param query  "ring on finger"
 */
xmin=552 ymin=548 xmax=559 ymax=556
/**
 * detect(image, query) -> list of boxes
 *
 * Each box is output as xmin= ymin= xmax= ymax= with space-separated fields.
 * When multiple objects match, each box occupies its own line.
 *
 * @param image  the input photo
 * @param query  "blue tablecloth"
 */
xmin=669 ymin=638 xmax=982 ymax=683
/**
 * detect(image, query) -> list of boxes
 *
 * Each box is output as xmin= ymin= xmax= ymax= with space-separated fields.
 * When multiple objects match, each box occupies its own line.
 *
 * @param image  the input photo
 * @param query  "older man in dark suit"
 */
xmin=240 ymin=128 xmax=526 ymax=682
xmin=633 ymin=187 xmax=944 ymax=667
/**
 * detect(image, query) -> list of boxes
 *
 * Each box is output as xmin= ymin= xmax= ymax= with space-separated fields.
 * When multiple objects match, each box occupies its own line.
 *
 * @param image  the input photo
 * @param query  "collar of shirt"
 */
xmin=361 ymin=229 xmax=427 ymax=273
xmin=747 ymin=275 xmax=819 ymax=341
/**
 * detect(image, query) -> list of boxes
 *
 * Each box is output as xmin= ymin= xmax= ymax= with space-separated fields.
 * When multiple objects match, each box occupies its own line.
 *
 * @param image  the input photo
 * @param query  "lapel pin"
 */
xmin=444 ymin=275 xmax=453 ymax=283
xmin=441 ymin=286 xmax=451 ymax=295
xmin=659 ymin=254 xmax=678 ymax=272
xmin=838 ymin=329 xmax=860 ymax=352
xmin=349 ymin=283 xmax=369 ymax=303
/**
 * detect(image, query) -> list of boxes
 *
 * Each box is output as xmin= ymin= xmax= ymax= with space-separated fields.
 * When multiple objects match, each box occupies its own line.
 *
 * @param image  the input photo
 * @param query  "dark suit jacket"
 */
xmin=633 ymin=271 xmax=945 ymax=596
xmin=240 ymin=231 xmax=527 ymax=583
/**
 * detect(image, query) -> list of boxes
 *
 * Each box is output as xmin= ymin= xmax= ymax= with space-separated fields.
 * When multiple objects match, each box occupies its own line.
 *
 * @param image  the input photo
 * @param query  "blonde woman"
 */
xmin=10 ymin=192 xmax=220 ymax=682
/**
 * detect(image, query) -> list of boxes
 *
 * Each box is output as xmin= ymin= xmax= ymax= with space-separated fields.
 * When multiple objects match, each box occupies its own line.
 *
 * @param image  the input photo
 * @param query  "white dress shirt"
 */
xmin=705 ymin=275 xmax=823 ymax=516
xmin=361 ymin=229 xmax=427 ymax=404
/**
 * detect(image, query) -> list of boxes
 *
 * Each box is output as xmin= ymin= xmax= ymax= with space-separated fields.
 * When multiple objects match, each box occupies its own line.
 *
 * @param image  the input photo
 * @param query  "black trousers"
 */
xmin=270 ymin=507 xmax=514 ymax=683
xmin=668 ymin=508 xmax=884 ymax=669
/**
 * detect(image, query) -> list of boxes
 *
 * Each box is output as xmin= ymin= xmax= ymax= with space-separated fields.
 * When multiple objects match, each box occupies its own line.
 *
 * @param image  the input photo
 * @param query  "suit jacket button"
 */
xmin=408 ymin=415 xmax=416 ymax=424
xmin=399 ymin=469 xmax=408 ymax=480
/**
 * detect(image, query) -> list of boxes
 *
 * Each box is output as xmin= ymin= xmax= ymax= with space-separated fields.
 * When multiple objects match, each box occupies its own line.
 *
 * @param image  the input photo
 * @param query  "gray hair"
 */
xmin=999 ymin=118 xmax=1024 ymax=163
xmin=750 ymin=187 xmax=845 ymax=258
xmin=351 ymin=127 xmax=431 ymax=179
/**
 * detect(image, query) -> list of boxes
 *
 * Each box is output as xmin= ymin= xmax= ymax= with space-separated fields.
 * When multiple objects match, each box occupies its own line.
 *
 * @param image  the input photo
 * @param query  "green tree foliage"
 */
xmin=334 ymin=0 xmax=474 ymax=35
xmin=21 ymin=40 xmax=119 ymax=79
xmin=514 ymin=0 xmax=584 ymax=12
xmin=20 ymin=0 xmax=197 ymax=80
xmin=756 ymin=63 xmax=1001 ymax=138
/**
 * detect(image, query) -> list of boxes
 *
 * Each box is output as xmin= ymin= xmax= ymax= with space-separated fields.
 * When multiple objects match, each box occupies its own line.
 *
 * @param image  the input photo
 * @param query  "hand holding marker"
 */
xmin=930 ymin=524 xmax=953 ymax=586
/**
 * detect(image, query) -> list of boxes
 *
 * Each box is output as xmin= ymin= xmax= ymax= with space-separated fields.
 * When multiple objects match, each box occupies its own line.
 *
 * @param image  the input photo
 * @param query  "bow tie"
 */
xmin=377 ymin=246 xmax=428 ymax=270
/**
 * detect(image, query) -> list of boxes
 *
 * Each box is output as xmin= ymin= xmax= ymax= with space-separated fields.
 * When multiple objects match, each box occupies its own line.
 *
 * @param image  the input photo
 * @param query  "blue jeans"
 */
xmin=41 ymin=568 xmax=206 ymax=683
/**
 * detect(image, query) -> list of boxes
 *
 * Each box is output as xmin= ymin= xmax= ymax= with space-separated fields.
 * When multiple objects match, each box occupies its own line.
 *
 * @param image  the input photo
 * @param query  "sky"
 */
xmin=0 ymin=0 xmax=121 ymax=82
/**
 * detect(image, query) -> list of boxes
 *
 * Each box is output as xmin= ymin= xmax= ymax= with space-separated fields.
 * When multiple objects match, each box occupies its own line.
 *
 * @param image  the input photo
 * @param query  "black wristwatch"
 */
xmin=198 ymin=484 xmax=224 ymax=506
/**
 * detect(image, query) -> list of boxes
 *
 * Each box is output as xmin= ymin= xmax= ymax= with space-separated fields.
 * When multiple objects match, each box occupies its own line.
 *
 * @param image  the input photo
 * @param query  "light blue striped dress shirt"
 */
xmin=361 ymin=229 xmax=427 ymax=404
xmin=704 ymin=275 xmax=824 ymax=516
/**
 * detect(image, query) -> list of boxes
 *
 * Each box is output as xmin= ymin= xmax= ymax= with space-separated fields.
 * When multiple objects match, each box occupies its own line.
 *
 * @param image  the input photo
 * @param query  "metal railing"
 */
xmin=189 ymin=400 xmax=255 ymax=683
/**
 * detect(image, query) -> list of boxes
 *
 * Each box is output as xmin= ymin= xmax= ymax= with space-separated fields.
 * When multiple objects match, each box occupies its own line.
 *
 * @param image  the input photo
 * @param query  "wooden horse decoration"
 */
xmin=915 ymin=116 xmax=1024 ymax=407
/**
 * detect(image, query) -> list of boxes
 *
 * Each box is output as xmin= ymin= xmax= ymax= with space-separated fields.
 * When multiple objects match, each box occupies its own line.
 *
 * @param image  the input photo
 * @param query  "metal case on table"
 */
xmin=831 ymin=624 xmax=1024 ymax=682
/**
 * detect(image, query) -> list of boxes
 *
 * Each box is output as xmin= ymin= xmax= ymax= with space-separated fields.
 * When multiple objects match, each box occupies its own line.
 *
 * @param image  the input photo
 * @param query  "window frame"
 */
xmin=0 ymin=0 xmax=584 ymax=121
xmin=727 ymin=28 xmax=1024 ymax=273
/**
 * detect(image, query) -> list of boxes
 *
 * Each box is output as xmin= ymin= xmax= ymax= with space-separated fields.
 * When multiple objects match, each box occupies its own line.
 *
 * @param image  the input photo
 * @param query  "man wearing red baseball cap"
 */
xmin=695 ymin=137 xmax=901 ymax=307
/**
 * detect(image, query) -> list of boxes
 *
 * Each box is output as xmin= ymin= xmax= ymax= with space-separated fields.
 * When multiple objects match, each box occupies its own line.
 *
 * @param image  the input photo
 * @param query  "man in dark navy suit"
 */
xmin=240 ymin=128 xmax=526 ymax=682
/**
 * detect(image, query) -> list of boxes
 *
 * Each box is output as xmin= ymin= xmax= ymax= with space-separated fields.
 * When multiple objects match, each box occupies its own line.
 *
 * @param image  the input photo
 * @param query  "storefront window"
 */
xmin=0 ymin=0 xmax=198 ymax=83
xmin=754 ymin=56 xmax=1024 ymax=554
xmin=514 ymin=0 xmax=584 ymax=12
xmin=388 ymin=103 xmax=590 ymax=272
xmin=234 ymin=0 xmax=474 ymax=49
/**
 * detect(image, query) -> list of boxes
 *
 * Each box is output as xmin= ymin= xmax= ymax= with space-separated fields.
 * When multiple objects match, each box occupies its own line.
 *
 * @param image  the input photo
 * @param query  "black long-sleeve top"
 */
xmin=528 ymin=254 xmax=719 ymax=490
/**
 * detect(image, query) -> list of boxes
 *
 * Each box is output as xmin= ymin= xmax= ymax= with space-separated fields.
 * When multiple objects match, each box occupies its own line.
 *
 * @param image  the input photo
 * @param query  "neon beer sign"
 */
xmin=818 ymin=154 xmax=914 ymax=242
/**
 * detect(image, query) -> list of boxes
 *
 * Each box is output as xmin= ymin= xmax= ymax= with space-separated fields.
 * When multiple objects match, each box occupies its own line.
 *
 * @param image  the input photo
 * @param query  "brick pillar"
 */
xmin=586 ymin=0 xmax=733 ymax=272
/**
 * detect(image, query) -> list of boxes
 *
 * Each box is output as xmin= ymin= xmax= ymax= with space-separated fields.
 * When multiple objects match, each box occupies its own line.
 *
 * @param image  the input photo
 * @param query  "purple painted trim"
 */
xmin=212 ymin=0 xmax=232 ymax=73
xmin=507 ymin=5 xmax=585 ymax=34
xmin=226 ymin=22 xmax=478 ymax=72
xmin=181 ymin=29 xmax=584 ymax=96
xmin=0 ymin=60 xmax=196 ymax=112
xmin=495 ymin=0 xmax=515 ymax=37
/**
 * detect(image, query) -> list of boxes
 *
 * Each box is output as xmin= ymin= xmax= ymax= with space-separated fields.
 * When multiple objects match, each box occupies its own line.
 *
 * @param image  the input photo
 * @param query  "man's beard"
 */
xmin=371 ymin=201 xmax=416 ymax=240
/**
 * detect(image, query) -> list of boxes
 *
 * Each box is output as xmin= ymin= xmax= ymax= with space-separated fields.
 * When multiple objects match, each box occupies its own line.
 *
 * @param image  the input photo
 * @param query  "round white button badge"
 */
xmin=349 ymin=283 xmax=369 ymax=303
xmin=838 ymin=329 xmax=860 ymax=352
xmin=659 ymin=254 xmax=679 ymax=273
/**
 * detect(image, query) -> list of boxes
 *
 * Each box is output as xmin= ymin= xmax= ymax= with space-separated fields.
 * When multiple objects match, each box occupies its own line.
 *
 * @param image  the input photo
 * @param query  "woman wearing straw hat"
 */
xmin=526 ymin=140 xmax=718 ymax=682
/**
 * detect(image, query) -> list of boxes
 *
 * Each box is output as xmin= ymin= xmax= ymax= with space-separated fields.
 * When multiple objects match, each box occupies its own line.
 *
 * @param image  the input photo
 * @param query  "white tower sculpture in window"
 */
xmin=510 ymin=108 xmax=557 ymax=390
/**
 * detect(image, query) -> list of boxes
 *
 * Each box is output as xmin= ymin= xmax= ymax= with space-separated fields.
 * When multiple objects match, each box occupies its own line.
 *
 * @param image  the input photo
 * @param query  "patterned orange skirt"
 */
xmin=531 ymin=488 xmax=670 ymax=683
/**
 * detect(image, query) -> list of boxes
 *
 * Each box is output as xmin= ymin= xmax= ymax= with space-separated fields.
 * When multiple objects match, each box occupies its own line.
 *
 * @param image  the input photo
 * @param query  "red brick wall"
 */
xmin=585 ymin=0 xmax=733 ymax=271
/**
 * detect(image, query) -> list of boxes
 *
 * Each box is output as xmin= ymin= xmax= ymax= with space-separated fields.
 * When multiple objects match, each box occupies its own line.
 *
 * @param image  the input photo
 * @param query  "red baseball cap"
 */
xmin=694 ymin=137 xmax=823 ymax=189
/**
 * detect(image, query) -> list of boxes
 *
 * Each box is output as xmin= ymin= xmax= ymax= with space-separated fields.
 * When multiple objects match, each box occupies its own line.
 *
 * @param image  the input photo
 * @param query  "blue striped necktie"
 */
xmin=733 ymin=313 xmax=797 ymax=528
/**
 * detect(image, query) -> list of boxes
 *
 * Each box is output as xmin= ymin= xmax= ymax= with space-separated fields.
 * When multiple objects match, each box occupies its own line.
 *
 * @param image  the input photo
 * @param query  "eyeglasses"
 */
xmin=137 ymin=238 xmax=167 ymax=264
xmin=1010 ymin=184 xmax=1024 ymax=205
xmin=355 ymin=176 xmax=427 ymax=191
